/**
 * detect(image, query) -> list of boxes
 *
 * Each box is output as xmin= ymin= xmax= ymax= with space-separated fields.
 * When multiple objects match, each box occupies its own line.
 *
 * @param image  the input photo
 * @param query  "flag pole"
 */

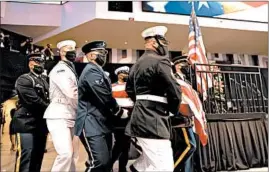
xmin=191 ymin=1 xmax=196 ymax=30
xmin=191 ymin=1 xmax=195 ymax=13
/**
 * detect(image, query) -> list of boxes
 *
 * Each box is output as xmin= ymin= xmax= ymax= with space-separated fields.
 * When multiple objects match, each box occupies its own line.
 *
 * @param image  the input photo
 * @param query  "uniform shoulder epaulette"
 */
xmin=21 ymin=73 xmax=29 ymax=77
xmin=19 ymin=73 xmax=31 ymax=81
xmin=16 ymin=73 xmax=35 ymax=87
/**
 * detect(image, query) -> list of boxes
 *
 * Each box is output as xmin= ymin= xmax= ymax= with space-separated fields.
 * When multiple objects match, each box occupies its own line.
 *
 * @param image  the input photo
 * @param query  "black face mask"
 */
xmin=154 ymin=37 xmax=169 ymax=56
xmin=122 ymin=77 xmax=128 ymax=82
xmin=157 ymin=46 xmax=169 ymax=57
xmin=180 ymin=66 xmax=190 ymax=75
xmin=33 ymin=65 xmax=44 ymax=75
xmin=65 ymin=50 xmax=76 ymax=62
xmin=95 ymin=54 xmax=107 ymax=67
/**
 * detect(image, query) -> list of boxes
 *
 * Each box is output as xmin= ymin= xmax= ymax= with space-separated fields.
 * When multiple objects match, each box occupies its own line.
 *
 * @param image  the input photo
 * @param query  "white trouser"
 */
xmin=46 ymin=119 xmax=77 ymax=172
xmin=132 ymin=137 xmax=174 ymax=171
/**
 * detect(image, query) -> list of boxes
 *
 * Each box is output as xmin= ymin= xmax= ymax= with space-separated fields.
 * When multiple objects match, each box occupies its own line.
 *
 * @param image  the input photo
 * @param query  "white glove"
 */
xmin=121 ymin=109 xmax=129 ymax=119
xmin=169 ymin=112 xmax=175 ymax=116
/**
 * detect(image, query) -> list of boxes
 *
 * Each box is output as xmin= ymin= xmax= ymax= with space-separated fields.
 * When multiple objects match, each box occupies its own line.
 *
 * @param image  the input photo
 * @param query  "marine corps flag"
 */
xmin=188 ymin=4 xmax=213 ymax=100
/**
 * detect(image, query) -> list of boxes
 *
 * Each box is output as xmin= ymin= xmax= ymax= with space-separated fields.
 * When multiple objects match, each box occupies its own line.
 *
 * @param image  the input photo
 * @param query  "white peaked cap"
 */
xmin=115 ymin=66 xmax=130 ymax=75
xmin=141 ymin=26 xmax=168 ymax=38
xmin=57 ymin=40 xmax=76 ymax=49
xmin=104 ymin=71 xmax=110 ymax=77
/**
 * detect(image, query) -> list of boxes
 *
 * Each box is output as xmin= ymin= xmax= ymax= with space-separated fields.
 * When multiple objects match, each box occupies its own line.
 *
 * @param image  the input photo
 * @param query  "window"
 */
xmin=251 ymin=55 xmax=259 ymax=66
xmin=108 ymin=1 xmax=133 ymax=12
xmin=137 ymin=50 xmax=145 ymax=58
xmin=106 ymin=48 xmax=112 ymax=63
xmin=238 ymin=54 xmax=245 ymax=65
xmin=121 ymin=50 xmax=127 ymax=58
xmin=226 ymin=54 xmax=234 ymax=64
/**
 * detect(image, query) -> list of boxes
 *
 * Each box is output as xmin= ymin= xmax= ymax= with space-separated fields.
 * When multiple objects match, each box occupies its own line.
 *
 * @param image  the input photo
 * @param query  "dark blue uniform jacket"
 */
xmin=75 ymin=62 xmax=120 ymax=137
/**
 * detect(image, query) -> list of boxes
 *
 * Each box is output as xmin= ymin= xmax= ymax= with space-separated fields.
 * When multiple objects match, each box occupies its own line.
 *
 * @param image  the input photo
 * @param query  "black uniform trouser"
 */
xmin=14 ymin=131 xmax=47 ymax=172
xmin=111 ymin=129 xmax=131 ymax=172
xmin=172 ymin=127 xmax=196 ymax=172
xmin=80 ymin=132 xmax=113 ymax=172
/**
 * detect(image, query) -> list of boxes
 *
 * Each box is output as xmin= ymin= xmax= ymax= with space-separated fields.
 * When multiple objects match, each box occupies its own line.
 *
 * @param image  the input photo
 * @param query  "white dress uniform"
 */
xmin=44 ymin=40 xmax=78 ymax=172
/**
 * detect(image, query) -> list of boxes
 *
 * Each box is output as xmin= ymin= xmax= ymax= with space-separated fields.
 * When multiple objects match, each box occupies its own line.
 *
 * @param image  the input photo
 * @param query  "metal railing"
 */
xmin=191 ymin=64 xmax=268 ymax=115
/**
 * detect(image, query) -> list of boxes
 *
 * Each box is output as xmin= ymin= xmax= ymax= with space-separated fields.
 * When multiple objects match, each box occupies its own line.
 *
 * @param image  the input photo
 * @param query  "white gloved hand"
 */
xmin=169 ymin=112 xmax=175 ymax=116
xmin=121 ymin=109 xmax=129 ymax=119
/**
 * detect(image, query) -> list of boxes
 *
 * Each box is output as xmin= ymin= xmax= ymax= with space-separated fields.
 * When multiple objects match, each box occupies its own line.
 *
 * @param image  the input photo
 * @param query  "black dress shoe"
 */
xmin=129 ymin=165 xmax=138 ymax=172
xmin=119 ymin=168 xmax=127 ymax=172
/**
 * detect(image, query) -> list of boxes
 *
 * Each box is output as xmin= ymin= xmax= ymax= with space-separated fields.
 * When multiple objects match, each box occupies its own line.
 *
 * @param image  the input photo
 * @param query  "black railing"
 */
xmin=191 ymin=64 xmax=268 ymax=115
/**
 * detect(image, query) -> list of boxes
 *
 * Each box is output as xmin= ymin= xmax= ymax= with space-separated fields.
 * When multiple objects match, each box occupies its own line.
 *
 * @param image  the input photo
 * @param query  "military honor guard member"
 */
xmin=111 ymin=66 xmax=134 ymax=172
xmin=74 ymin=41 xmax=129 ymax=172
xmin=13 ymin=53 xmax=49 ymax=172
xmin=125 ymin=26 xmax=182 ymax=171
xmin=170 ymin=55 xmax=197 ymax=172
xmin=44 ymin=40 xmax=78 ymax=172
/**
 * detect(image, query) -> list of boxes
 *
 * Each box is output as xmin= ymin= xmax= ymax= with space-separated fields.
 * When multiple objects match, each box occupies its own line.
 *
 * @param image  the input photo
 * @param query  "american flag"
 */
xmin=176 ymin=78 xmax=208 ymax=146
xmin=188 ymin=6 xmax=213 ymax=101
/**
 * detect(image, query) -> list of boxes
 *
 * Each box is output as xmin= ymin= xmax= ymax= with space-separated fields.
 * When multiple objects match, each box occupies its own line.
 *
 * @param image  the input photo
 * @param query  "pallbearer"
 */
xmin=74 ymin=41 xmax=129 ymax=172
xmin=44 ymin=40 xmax=78 ymax=172
xmin=111 ymin=66 xmax=134 ymax=172
xmin=170 ymin=55 xmax=197 ymax=172
xmin=14 ymin=53 xmax=49 ymax=172
xmin=125 ymin=26 xmax=182 ymax=172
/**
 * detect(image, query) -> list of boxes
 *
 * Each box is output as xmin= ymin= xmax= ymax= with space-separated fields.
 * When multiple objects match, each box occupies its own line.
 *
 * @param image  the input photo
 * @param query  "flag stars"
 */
xmin=198 ymin=2 xmax=209 ymax=10
xmin=146 ymin=2 xmax=168 ymax=12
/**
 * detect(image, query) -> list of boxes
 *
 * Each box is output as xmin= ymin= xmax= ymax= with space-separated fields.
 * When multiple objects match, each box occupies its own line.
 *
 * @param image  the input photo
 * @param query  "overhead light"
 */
xmin=124 ymin=42 xmax=128 ymax=45
xmin=85 ymin=40 xmax=88 ymax=43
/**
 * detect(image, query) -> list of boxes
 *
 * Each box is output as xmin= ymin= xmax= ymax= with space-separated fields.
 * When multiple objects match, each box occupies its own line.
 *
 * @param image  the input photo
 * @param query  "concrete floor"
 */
xmin=1 ymin=117 xmax=268 ymax=172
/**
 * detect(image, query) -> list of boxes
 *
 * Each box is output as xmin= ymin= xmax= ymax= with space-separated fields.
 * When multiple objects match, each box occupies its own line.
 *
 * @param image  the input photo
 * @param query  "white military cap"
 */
xmin=57 ymin=40 xmax=76 ymax=49
xmin=104 ymin=71 xmax=110 ymax=77
xmin=141 ymin=26 xmax=168 ymax=39
xmin=115 ymin=66 xmax=130 ymax=75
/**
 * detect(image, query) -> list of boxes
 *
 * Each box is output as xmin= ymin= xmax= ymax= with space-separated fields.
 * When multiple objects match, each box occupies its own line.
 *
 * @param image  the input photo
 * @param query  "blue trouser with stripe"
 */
xmin=172 ymin=127 xmax=197 ymax=172
xmin=79 ymin=132 xmax=113 ymax=172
